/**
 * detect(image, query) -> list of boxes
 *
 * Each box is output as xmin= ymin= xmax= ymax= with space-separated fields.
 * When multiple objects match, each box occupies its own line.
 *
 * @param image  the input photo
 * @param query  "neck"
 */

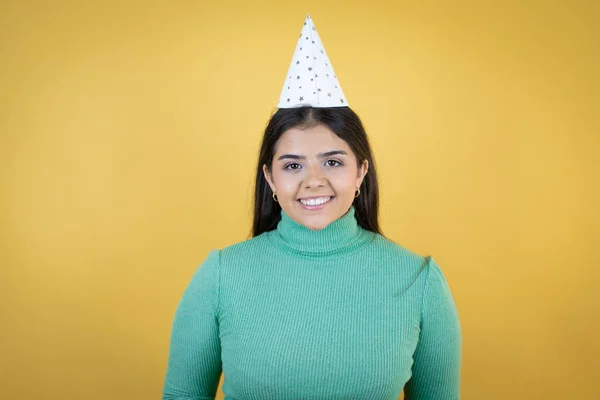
xmin=269 ymin=205 xmax=373 ymax=257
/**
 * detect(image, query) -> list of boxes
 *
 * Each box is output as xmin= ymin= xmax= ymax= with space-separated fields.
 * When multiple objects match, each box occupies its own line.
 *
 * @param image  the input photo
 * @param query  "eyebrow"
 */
xmin=277 ymin=150 xmax=348 ymax=161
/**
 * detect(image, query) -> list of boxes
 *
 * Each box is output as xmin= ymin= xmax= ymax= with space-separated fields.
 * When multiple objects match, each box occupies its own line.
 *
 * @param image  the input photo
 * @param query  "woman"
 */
xmin=162 ymin=15 xmax=461 ymax=400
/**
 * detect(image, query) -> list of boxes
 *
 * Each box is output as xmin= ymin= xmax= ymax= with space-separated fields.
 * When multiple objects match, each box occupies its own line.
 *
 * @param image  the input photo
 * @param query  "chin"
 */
xmin=286 ymin=199 xmax=348 ymax=230
xmin=296 ymin=213 xmax=336 ymax=231
xmin=304 ymin=221 xmax=330 ymax=231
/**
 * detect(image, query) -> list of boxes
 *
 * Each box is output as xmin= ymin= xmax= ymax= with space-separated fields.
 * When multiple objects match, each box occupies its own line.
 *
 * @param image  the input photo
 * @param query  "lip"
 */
xmin=297 ymin=196 xmax=334 ymax=211
xmin=298 ymin=195 xmax=334 ymax=200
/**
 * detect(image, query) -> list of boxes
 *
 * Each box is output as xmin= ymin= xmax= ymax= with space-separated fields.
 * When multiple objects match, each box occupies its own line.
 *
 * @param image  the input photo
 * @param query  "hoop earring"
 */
xmin=272 ymin=192 xmax=279 ymax=203
xmin=354 ymin=187 xmax=360 ymax=198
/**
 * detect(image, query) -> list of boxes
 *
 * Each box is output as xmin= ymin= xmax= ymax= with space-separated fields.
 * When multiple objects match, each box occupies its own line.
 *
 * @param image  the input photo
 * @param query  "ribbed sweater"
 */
xmin=162 ymin=205 xmax=461 ymax=400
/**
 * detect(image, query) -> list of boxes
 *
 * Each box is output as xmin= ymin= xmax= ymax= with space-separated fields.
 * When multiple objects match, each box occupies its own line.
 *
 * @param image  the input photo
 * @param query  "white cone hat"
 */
xmin=278 ymin=14 xmax=349 ymax=108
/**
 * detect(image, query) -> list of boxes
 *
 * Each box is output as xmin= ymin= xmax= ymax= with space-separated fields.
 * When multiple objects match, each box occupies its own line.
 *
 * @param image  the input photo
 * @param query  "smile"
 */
xmin=298 ymin=196 xmax=334 ymax=210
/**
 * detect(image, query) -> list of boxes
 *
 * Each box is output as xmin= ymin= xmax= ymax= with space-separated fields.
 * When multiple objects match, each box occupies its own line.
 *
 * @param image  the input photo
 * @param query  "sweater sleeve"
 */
xmin=162 ymin=249 xmax=222 ymax=400
xmin=404 ymin=256 xmax=462 ymax=400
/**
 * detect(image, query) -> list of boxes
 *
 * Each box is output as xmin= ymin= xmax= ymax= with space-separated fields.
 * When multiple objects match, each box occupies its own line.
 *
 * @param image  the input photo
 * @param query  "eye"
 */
xmin=325 ymin=159 xmax=342 ymax=167
xmin=284 ymin=163 xmax=302 ymax=170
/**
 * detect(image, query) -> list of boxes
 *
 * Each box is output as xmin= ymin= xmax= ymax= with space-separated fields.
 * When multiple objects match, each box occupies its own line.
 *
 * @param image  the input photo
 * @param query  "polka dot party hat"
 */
xmin=278 ymin=14 xmax=349 ymax=108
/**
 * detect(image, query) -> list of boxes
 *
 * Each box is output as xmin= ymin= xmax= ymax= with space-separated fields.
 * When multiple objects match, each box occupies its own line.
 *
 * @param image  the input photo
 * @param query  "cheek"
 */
xmin=329 ymin=174 xmax=359 ymax=194
xmin=273 ymin=172 xmax=300 ymax=195
xmin=272 ymin=168 xmax=358 ymax=197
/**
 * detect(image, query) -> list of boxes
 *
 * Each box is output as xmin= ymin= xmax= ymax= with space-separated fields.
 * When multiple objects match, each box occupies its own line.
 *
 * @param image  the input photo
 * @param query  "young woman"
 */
xmin=162 ymin=15 xmax=461 ymax=400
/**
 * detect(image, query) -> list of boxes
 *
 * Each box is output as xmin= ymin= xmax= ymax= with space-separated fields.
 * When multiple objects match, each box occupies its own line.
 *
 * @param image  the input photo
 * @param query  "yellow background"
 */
xmin=1 ymin=1 xmax=598 ymax=399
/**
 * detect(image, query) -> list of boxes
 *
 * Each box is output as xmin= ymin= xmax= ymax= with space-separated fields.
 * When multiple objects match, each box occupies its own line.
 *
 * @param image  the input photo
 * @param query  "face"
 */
xmin=263 ymin=123 xmax=368 ymax=230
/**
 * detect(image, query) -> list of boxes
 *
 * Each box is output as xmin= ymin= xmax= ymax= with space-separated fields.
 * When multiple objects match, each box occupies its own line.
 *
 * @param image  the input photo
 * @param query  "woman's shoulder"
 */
xmin=370 ymin=234 xmax=452 ymax=285
xmin=217 ymin=231 xmax=273 ymax=259
xmin=372 ymin=234 xmax=452 ymax=290
xmin=370 ymin=233 xmax=430 ymax=265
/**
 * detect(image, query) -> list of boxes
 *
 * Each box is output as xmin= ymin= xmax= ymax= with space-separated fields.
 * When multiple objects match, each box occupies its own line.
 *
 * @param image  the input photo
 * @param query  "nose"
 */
xmin=304 ymin=164 xmax=327 ymax=188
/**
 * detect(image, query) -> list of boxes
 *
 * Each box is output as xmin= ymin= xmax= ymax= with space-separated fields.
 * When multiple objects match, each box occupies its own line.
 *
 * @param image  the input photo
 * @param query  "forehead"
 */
xmin=275 ymin=124 xmax=351 ymax=154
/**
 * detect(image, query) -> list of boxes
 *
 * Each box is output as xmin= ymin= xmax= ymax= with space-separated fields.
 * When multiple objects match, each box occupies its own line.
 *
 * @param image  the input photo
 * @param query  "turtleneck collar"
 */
xmin=268 ymin=205 xmax=374 ymax=257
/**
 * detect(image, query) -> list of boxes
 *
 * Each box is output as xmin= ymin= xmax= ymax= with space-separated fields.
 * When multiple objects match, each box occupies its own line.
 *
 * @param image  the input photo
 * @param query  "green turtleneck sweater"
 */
xmin=162 ymin=206 xmax=461 ymax=399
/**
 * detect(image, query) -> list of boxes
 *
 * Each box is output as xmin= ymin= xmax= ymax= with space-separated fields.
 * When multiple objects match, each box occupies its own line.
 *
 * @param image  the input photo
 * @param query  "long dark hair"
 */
xmin=251 ymin=106 xmax=382 ymax=237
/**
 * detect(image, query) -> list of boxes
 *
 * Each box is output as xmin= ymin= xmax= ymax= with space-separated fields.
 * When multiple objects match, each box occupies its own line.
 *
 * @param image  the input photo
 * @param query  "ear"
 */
xmin=263 ymin=164 xmax=276 ymax=192
xmin=356 ymin=159 xmax=369 ymax=187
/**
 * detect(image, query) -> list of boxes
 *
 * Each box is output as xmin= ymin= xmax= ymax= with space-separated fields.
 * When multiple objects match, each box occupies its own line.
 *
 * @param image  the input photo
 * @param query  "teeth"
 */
xmin=300 ymin=196 xmax=331 ymax=206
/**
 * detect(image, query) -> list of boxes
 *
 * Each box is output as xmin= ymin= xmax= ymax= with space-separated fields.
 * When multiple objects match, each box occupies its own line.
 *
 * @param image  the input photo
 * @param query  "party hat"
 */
xmin=278 ymin=14 xmax=349 ymax=108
